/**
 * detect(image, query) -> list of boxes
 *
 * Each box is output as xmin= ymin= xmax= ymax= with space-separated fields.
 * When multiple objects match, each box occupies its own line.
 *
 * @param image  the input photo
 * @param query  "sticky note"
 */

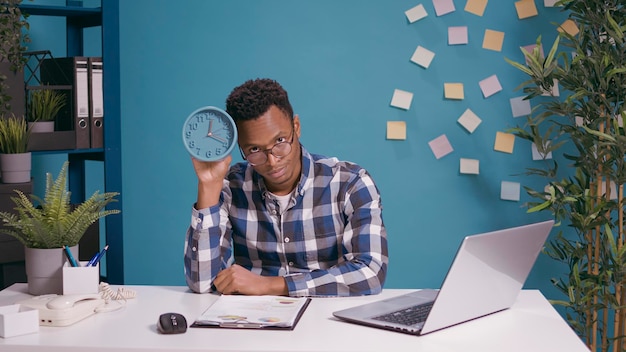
xmin=575 ymin=116 xmax=584 ymax=127
xmin=460 ymin=158 xmax=480 ymax=174
xmin=541 ymin=78 xmax=560 ymax=97
xmin=457 ymin=108 xmax=481 ymax=133
xmin=410 ymin=46 xmax=436 ymax=68
xmin=433 ymin=0 xmax=455 ymax=16
xmin=501 ymin=181 xmax=521 ymax=201
xmin=405 ymin=4 xmax=428 ymax=23
xmin=602 ymin=181 xmax=618 ymax=200
xmin=522 ymin=43 xmax=544 ymax=58
xmin=465 ymin=0 xmax=488 ymax=16
xmin=544 ymin=0 xmax=559 ymax=6
xmin=387 ymin=121 xmax=407 ymax=140
xmin=494 ymin=131 xmax=515 ymax=153
xmin=482 ymin=29 xmax=505 ymax=52
xmin=558 ymin=19 xmax=579 ymax=36
xmin=448 ymin=26 xmax=468 ymax=45
xmin=479 ymin=74 xmax=502 ymax=98
xmin=390 ymin=89 xmax=414 ymax=110
xmin=444 ymin=83 xmax=464 ymax=100
xmin=510 ymin=96 xmax=531 ymax=117
xmin=428 ymin=134 xmax=454 ymax=159
xmin=515 ymin=0 xmax=538 ymax=19
xmin=531 ymin=142 xmax=552 ymax=160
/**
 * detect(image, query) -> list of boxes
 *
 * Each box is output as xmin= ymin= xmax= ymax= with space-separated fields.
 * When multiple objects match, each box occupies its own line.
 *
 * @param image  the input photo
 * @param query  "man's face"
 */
xmin=237 ymin=105 xmax=302 ymax=195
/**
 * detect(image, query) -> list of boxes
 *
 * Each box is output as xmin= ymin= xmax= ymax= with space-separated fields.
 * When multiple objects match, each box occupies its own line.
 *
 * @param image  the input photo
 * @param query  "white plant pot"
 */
xmin=0 ymin=152 xmax=31 ymax=183
xmin=28 ymin=121 xmax=54 ymax=133
xmin=24 ymin=245 xmax=78 ymax=295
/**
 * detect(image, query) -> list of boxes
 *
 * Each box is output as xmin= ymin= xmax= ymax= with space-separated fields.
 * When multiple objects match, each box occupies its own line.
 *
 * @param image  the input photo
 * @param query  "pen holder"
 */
xmin=62 ymin=261 xmax=100 ymax=295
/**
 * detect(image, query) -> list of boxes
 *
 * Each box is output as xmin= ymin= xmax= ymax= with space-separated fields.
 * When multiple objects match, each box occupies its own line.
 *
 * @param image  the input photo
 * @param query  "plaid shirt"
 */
xmin=185 ymin=146 xmax=388 ymax=297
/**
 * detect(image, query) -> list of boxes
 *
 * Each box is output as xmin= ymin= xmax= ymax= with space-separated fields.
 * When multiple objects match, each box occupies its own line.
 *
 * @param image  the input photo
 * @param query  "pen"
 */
xmin=87 ymin=245 xmax=109 ymax=267
xmin=63 ymin=245 xmax=79 ymax=267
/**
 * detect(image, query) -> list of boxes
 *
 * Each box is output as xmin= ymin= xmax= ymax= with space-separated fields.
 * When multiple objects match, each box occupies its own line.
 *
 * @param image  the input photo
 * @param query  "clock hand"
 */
xmin=206 ymin=119 xmax=214 ymax=136
xmin=209 ymin=134 xmax=228 ymax=143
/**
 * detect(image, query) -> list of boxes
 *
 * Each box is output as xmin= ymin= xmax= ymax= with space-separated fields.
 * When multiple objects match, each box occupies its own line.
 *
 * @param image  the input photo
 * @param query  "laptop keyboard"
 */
xmin=371 ymin=301 xmax=434 ymax=326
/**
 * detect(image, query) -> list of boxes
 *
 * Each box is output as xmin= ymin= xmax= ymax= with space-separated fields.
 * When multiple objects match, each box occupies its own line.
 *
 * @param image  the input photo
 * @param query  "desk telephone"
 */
xmin=19 ymin=293 xmax=105 ymax=327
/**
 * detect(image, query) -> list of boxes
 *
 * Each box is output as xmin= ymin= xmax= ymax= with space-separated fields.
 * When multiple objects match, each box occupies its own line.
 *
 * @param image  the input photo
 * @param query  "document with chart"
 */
xmin=191 ymin=295 xmax=311 ymax=330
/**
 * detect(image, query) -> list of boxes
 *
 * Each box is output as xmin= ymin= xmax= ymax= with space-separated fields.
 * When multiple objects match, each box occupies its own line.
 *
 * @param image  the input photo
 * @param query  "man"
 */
xmin=185 ymin=78 xmax=388 ymax=297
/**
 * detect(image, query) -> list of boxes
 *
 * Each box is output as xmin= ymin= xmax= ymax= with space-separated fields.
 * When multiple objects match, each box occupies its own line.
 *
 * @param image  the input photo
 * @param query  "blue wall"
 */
xmin=30 ymin=1 xmax=571 ymax=299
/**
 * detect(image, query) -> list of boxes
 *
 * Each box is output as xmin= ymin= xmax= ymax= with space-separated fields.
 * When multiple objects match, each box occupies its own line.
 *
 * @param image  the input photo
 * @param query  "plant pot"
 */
xmin=24 ymin=245 xmax=78 ymax=295
xmin=0 ymin=152 xmax=31 ymax=183
xmin=28 ymin=121 xmax=54 ymax=133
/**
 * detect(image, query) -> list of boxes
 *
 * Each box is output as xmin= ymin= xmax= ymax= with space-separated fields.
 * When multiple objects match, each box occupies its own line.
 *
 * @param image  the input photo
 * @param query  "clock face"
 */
xmin=182 ymin=106 xmax=238 ymax=161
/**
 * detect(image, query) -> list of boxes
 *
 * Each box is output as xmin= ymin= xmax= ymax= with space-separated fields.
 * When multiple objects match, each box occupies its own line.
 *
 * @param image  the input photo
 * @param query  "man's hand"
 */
xmin=214 ymin=264 xmax=288 ymax=296
xmin=192 ymin=155 xmax=232 ymax=209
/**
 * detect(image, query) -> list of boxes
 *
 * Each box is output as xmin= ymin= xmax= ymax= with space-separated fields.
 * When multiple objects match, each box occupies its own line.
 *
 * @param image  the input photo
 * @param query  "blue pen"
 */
xmin=63 ymin=245 xmax=79 ymax=267
xmin=87 ymin=245 xmax=109 ymax=267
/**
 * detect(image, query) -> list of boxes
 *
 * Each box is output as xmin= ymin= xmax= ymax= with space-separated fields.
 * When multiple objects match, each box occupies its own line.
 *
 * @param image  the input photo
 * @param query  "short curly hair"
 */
xmin=225 ymin=78 xmax=294 ymax=123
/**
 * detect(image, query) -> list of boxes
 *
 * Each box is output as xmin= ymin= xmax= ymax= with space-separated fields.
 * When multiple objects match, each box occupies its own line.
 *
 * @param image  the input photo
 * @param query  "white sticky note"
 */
xmin=602 ymin=180 xmax=618 ymax=200
xmin=479 ymin=74 xmax=502 ymax=98
xmin=405 ymin=4 xmax=428 ymax=23
xmin=448 ymin=26 xmax=468 ymax=45
xmin=433 ymin=0 xmax=455 ymax=16
xmin=575 ymin=116 xmax=584 ymax=126
xmin=390 ymin=89 xmax=414 ymax=110
xmin=460 ymin=158 xmax=480 ymax=174
xmin=457 ymin=108 xmax=481 ymax=133
xmin=544 ymin=0 xmax=559 ymax=6
xmin=531 ymin=142 xmax=553 ymax=160
xmin=410 ymin=45 xmax=436 ymax=68
xmin=510 ymin=96 xmax=531 ymax=117
xmin=428 ymin=134 xmax=454 ymax=159
xmin=541 ymin=78 xmax=560 ymax=97
xmin=501 ymin=181 xmax=521 ymax=201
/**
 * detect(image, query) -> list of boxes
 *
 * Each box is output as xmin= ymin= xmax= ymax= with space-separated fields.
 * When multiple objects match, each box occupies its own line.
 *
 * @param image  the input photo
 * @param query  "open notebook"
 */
xmin=333 ymin=220 xmax=554 ymax=335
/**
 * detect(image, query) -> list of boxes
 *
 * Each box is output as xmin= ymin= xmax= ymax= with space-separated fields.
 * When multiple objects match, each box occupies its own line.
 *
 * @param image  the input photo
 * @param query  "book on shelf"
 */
xmin=191 ymin=295 xmax=311 ymax=330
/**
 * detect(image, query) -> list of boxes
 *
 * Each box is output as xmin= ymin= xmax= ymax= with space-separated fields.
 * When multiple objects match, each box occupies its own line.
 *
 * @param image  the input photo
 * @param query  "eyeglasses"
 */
xmin=241 ymin=127 xmax=295 ymax=166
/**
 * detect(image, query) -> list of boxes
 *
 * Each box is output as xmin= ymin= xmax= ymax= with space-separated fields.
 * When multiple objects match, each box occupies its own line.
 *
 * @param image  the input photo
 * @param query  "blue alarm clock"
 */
xmin=182 ymin=106 xmax=238 ymax=161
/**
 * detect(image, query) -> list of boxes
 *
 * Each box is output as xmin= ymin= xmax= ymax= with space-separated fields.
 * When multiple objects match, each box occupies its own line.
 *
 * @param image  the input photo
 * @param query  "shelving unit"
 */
xmin=18 ymin=1 xmax=124 ymax=284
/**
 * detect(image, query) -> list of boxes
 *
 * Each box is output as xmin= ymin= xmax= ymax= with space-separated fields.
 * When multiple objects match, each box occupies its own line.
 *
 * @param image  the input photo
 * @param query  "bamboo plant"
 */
xmin=504 ymin=1 xmax=626 ymax=351
xmin=0 ymin=0 xmax=30 ymax=116
xmin=0 ymin=161 xmax=120 ymax=249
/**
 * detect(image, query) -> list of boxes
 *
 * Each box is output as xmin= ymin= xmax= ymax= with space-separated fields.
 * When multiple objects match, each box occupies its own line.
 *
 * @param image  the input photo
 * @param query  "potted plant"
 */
xmin=26 ymin=88 xmax=66 ymax=132
xmin=0 ymin=161 xmax=120 ymax=294
xmin=505 ymin=0 xmax=626 ymax=351
xmin=0 ymin=114 xmax=31 ymax=183
xmin=0 ymin=0 xmax=30 ymax=117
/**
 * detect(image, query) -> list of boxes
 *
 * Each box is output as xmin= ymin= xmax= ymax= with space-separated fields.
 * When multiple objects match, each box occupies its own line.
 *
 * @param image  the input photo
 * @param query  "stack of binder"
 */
xmin=37 ymin=56 xmax=104 ymax=150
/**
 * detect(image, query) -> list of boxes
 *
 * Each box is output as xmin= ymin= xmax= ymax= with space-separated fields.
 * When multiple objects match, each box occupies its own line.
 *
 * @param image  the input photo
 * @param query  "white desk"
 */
xmin=0 ymin=284 xmax=589 ymax=352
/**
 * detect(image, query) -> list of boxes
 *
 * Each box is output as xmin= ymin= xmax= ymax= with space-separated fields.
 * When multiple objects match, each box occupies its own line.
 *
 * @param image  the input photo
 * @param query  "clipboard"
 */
xmin=191 ymin=295 xmax=312 ymax=331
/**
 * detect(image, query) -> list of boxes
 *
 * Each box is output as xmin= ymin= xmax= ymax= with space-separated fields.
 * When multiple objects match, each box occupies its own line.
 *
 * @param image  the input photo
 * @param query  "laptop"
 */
xmin=333 ymin=220 xmax=554 ymax=335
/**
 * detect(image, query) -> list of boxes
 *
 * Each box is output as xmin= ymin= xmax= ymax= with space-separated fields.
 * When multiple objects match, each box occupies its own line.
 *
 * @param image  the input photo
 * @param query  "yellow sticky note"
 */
xmin=515 ymin=0 xmax=538 ymax=19
xmin=482 ymin=29 xmax=504 ymax=52
xmin=387 ymin=121 xmax=406 ymax=140
xmin=558 ymin=19 xmax=579 ymax=36
xmin=494 ymin=132 xmax=515 ymax=153
xmin=444 ymin=83 xmax=464 ymax=100
xmin=465 ymin=0 xmax=487 ymax=16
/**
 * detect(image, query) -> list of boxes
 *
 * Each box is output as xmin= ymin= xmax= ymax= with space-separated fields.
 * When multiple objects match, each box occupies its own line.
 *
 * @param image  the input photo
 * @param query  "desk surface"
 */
xmin=0 ymin=284 xmax=589 ymax=352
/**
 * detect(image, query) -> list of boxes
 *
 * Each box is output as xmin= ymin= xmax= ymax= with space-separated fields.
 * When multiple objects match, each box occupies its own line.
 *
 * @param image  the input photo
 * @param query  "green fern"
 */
xmin=0 ymin=161 xmax=120 ymax=248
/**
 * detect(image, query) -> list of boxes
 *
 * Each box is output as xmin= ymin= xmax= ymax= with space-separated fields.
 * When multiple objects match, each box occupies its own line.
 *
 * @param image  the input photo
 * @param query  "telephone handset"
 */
xmin=19 ymin=293 xmax=105 ymax=326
